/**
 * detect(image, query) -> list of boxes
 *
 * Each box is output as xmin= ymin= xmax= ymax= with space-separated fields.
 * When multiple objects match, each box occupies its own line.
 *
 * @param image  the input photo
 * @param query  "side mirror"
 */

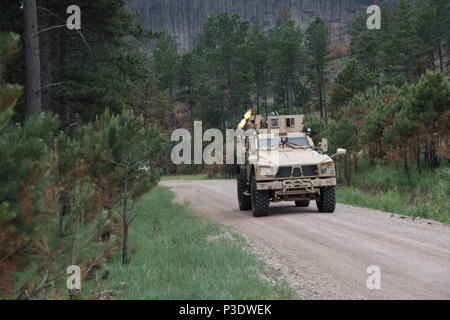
xmin=321 ymin=138 xmax=328 ymax=153
xmin=305 ymin=128 xmax=312 ymax=135
xmin=332 ymin=148 xmax=347 ymax=158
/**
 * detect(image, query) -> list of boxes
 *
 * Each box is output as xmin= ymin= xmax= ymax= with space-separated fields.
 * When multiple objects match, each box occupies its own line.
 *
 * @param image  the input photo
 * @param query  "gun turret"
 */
xmin=237 ymin=110 xmax=304 ymax=134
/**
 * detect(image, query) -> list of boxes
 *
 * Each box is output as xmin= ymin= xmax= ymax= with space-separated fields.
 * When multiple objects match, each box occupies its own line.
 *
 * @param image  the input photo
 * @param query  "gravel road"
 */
xmin=161 ymin=180 xmax=450 ymax=300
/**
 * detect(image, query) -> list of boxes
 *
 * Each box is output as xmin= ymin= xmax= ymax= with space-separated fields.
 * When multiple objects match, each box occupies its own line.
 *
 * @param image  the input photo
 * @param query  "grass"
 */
xmin=337 ymin=160 xmax=450 ymax=224
xmin=161 ymin=174 xmax=235 ymax=181
xmin=98 ymin=186 xmax=296 ymax=300
xmin=161 ymin=174 xmax=209 ymax=181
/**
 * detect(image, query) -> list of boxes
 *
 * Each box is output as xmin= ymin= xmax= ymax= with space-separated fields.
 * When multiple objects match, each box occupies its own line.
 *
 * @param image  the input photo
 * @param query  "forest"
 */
xmin=0 ymin=0 xmax=449 ymax=299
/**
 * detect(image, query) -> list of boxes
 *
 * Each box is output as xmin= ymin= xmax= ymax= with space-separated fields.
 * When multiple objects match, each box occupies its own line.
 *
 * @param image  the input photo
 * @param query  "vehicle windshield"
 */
xmin=258 ymin=137 xmax=279 ymax=150
xmin=286 ymin=136 xmax=310 ymax=147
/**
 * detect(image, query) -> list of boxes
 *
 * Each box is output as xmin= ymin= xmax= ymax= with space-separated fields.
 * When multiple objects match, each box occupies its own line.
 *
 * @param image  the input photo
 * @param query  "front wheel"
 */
xmin=237 ymin=169 xmax=251 ymax=211
xmin=316 ymin=186 xmax=336 ymax=213
xmin=251 ymin=175 xmax=269 ymax=217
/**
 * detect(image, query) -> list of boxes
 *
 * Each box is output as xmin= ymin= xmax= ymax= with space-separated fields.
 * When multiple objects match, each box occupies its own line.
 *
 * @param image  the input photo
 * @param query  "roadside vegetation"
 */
xmin=98 ymin=187 xmax=296 ymax=300
xmin=0 ymin=4 xmax=167 ymax=297
xmin=161 ymin=174 xmax=235 ymax=181
xmin=161 ymin=174 xmax=209 ymax=181
xmin=321 ymin=0 xmax=450 ymax=224
xmin=337 ymin=161 xmax=450 ymax=224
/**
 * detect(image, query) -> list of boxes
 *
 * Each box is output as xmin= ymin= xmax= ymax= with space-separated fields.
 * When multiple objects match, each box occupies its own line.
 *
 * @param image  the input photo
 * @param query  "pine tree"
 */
xmin=247 ymin=22 xmax=270 ymax=115
xmin=330 ymin=59 xmax=373 ymax=113
xmin=152 ymin=29 xmax=179 ymax=98
xmin=0 ymin=32 xmax=59 ymax=296
xmin=177 ymin=51 xmax=201 ymax=125
xmin=193 ymin=13 xmax=252 ymax=128
xmin=1 ymin=0 xmax=162 ymax=127
xmin=306 ymin=17 xmax=331 ymax=123
xmin=152 ymin=29 xmax=180 ymax=129
xmin=326 ymin=118 xmax=358 ymax=184
xmin=349 ymin=11 xmax=383 ymax=77
xmin=75 ymin=109 xmax=163 ymax=264
xmin=414 ymin=0 xmax=450 ymax=73
xmin=0 ymin=32 xmax=23 ymax=296
xmin=269 ymin=9 xmax=306 ymax=115
xmin=378 ymin=0 xmax=430 ymax=86
xmin=363 ymin=87 xmax=398 ymax=162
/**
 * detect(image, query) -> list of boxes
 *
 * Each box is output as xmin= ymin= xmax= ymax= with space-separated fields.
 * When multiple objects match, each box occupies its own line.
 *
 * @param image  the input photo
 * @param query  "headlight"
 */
xmin=260 ymin=166 xmax=277 ymax=177
xmin=320 ymin=162 xmax=335 ymax=176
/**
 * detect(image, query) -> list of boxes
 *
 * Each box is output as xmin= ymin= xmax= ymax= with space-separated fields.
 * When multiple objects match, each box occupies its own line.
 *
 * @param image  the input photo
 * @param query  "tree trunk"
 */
xmin=58 ymin=209 xmax=64 ymax=237
xmin=431 ymin=140 xmax=439 ymax=169
xmin=256 ymin=87 xmax=260 ymax=115
xmin=122 ymin=166 xmax=130 ymax=265
xmin=404 ymin=154 xmax=410 ymax=181
xmin=170 ymin=87 xmax=176 ymax=128
xmin=416 ymin=148 xmax=421 ymax=175
xmin=38 ymin=0 xmax=52 ymax=111
xmin=24 ymin=0 xmax=42 ymax=118
xmin=345 ymin=152 xmax=351 ymax=185
xmin=322 ymin=69 xmax=328 ymax=125
xmin=347 ymin=156 xmax=352 ymax=185
xmin=318 ymin=66 xmax=324 ymax=119
xmin=122 ymin=206 xmax=129 ymax=265
xmin=264 ymin=95 xmax=268 ymax=118
xmin=226 ymin=58 xmax=234 ymax=127
xmin=438 ymin=42 xmax=444 ymax=73
xmin=285 ymin=77 xmax=290 ymax=115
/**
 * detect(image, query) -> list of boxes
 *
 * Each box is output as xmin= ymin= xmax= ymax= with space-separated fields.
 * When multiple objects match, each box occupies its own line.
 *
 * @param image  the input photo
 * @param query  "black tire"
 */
xmin=251 ymin=175 xmax=269 ymax=217
xmin=295 ymin=200 xmax=310 ymax=207
xmin=237 ymin=169 xmax=251 ymax=211
xmin=316 ymin=186 xmax=336 ymax=213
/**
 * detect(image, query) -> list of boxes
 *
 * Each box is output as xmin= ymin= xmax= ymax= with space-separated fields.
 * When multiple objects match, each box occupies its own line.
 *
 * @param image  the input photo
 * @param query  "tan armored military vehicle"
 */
xmin=236 ymin=112 xmax=346 ymax=217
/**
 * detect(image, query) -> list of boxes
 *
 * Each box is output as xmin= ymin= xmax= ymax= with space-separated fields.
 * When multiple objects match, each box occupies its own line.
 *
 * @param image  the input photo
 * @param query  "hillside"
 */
xmin=125 ymin=0 xmax=376 ymax=51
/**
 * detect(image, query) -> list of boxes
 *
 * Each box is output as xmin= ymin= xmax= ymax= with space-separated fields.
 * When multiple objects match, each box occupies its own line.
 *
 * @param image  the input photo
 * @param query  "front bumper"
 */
xmin=256 ymin=177 xmax=336 ymax=192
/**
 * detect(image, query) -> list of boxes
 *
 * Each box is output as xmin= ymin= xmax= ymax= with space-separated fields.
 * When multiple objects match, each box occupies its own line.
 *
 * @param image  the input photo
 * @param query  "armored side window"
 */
xmin=286 ymin=118 xmax=295 ymax=127
xmin=271 ymin=119 xmax=279 ymax=127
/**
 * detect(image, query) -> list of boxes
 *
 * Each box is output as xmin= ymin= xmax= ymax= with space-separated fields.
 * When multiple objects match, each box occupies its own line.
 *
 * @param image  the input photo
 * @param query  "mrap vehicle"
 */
xmin=236 ymin=112 xmax=347 ymax=217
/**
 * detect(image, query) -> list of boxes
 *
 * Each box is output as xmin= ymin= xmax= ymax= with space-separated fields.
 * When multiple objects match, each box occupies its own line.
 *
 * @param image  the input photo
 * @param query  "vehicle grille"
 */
xmin=276 ymin=166 xmax=318 ymax=178
xmin=276 ymin=167 xmax=292 ymax=178
xmin=293 ymin=168 xmax=301 ymax=177
xmin=302 ymin=165 xmax=318 ymax=177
